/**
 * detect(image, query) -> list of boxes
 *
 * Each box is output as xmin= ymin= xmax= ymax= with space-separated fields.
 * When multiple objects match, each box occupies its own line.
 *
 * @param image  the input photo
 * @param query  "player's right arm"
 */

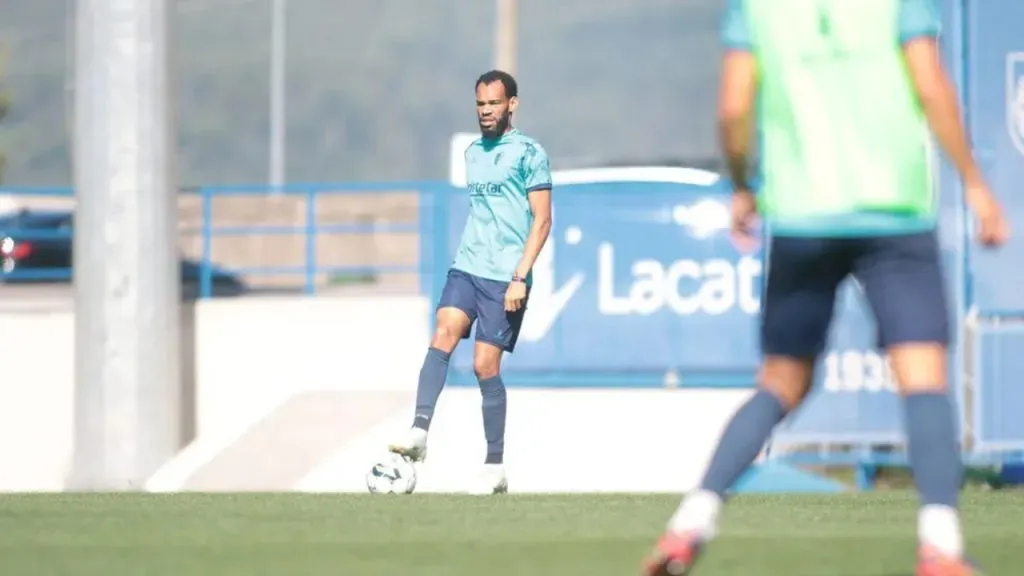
xmin=899 ymin=0 xmax=1008 ymax=245
xmin=899 ymin=3 xmax=978 ymax=187
xmin=718 ymin=0 xmax=759 ymax=246
xmin=718 ymin=0 xmax=756 ymax=194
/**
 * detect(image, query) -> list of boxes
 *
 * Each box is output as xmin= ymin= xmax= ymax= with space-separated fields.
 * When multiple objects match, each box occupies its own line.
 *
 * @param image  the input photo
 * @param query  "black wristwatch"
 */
xmin=511 ymin=275 xmax=526 ymax=284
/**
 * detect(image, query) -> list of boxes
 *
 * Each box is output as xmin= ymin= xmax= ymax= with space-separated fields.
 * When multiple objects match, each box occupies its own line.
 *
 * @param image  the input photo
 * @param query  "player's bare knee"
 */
xmin=472 ymin=356 xmax=500 ymax=381
xmin=888 ymin=343 xmax=948 ymax=394
xmin=759 ymin=357 xmax=815 ymax=410
xmin=472 ymin=344 xmax=502 ymax=381
xmin=431 ymin=308 xmax=470 ymax=352
xmin=428 ymin=325 xmax=459 ymax=352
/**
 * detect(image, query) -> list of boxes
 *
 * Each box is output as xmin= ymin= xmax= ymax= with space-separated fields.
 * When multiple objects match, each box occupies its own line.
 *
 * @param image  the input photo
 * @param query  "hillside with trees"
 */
xmin=0 ymin=0 xmax=725 ymax=186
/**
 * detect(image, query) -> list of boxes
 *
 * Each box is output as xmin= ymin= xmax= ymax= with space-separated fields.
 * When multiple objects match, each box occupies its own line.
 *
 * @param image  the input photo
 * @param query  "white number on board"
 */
xmin=822 ymin=350 xmax=897 ymax=393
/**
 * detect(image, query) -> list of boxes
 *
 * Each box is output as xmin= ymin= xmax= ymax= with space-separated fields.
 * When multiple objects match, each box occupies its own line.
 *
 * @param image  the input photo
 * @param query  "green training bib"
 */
xmin=745 ymin=0 xmax=935 ymax=220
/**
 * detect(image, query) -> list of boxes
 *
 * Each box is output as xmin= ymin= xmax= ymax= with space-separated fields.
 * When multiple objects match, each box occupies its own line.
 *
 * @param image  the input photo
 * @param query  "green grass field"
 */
xmin=1 ymin=492 xmax=1022 ymax=575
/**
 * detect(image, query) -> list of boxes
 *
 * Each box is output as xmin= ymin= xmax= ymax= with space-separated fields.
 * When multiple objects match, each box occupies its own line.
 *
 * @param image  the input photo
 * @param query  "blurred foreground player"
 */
xmin=388 ymin=70 xmax=552 ymax=495
xmin=644 ymin=1 xmax=1008 ymax=575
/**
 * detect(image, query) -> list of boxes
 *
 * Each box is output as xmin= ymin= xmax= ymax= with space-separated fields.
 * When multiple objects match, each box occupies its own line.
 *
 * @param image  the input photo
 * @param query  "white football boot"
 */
xmin=387 ymin=427 xmax=428 ymax=463
xmin=468 ymin=463 xmax=508 ymax=495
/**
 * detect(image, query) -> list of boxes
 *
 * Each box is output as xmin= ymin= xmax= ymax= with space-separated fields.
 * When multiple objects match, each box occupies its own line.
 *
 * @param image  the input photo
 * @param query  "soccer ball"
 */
xmin=366 ymin=453 xmax=417 ymax=494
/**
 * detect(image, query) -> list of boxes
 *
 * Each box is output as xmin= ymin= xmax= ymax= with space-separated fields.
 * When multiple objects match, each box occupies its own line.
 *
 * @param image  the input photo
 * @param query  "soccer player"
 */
xmin=644 ymin=1 xmax=1008 ymax=575
xmin=387 ymin=70 xmax=552 ymax=495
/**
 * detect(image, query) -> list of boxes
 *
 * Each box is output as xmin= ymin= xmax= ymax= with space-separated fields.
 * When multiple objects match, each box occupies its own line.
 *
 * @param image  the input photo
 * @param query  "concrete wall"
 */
xmin=0 ymin=295 xmax=751 ymax=493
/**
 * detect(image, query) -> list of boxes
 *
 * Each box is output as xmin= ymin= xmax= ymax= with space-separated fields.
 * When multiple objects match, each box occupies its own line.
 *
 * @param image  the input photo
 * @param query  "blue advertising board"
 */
xmin=964 ymin=0 xmax=1024 ymax=313
xmin=436 ymin=155 xmax=965 ymax=429
xmin=940 ymin=0 xmax=1024 ymax=460
xmin=437 ymin=171 xmax=761 ymax=387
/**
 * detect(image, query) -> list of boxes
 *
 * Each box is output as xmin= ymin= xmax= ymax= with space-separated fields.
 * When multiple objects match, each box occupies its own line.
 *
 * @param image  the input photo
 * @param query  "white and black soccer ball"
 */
xmin=366 ymin=453 xmax=417 ymax=494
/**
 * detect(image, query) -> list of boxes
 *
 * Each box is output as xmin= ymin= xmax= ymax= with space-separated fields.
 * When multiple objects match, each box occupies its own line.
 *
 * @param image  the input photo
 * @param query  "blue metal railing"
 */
xmin=0 ymin=182 xmax=450 ymax=295
xmin=191 ymin=182 xmax=441 ymax=296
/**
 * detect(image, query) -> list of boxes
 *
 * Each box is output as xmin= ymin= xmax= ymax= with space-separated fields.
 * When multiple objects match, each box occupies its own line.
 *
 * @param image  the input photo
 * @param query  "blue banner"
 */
xmin=964 ymin=0 xmax=1024 ymax=313
xmin=437 ymin=161 xmax=965 ymax=433
xmin=439 ymin=177 xmax=761 ymax=387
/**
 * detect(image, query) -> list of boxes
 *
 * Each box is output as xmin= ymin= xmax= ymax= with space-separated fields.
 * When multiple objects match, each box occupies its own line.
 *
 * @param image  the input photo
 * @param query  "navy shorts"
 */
xmin=437 ymin=268 xmax=529 ymax=353
xmin=761 ymin=231 xmax=950 ymax=358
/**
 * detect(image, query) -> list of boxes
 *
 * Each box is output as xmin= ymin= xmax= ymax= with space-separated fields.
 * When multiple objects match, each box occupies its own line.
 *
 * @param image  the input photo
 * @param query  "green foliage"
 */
xmin=0 ymin=47 xmax=9 ymax=184
xmin=0 ymin=1 xmax=725 ymax=186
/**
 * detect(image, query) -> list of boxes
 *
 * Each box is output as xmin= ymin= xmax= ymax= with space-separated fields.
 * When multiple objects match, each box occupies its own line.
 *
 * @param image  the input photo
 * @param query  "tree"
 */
xmin=0 ymin=48 xmax=9 ymax=184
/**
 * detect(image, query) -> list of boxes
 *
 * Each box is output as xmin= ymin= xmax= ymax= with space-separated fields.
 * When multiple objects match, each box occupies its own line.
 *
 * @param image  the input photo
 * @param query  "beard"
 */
xmin=479 ymin=114 xmax=510 ymax=139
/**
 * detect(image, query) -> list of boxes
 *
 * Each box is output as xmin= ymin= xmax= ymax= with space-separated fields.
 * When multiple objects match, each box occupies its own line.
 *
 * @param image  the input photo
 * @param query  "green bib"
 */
xmin=745 ymin=0 xmax=935 ymax=220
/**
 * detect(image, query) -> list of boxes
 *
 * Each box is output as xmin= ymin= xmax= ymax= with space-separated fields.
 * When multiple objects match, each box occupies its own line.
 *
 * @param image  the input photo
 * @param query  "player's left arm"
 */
xmin=513 ymin=145 xmax=553 ymax=280
xmin=718 ymin=0 xmax=757 ymax=192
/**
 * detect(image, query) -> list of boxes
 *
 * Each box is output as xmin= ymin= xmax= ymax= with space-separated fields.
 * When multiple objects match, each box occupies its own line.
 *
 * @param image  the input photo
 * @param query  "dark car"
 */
xmin=0 ymin=209 xmax=247 ymax=296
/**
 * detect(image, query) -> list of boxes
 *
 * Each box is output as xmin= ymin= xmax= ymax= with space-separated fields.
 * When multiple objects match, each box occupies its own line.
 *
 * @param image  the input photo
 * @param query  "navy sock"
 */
xmin=479 ymin=375 xmax=507 ymax=464
xmin=700 ymin=389 xmax=788 ymax=496
xmin=412 ymin=347 xmax=450 ymax=431
xmin=904 ymin=392 xmax=962 ymax=508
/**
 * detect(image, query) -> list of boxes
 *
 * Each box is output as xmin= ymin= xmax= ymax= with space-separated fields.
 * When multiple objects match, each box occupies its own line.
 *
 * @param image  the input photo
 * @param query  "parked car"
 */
xmin=0 ymin=209 xmax=246 ymax=296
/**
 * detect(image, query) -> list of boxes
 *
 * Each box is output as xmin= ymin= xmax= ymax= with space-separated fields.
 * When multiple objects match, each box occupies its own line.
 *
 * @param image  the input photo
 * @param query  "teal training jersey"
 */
xmin=452 ymin=128 xmax=552 ymax=282
xmin=722 ymin=0 xmax=942 ymax=236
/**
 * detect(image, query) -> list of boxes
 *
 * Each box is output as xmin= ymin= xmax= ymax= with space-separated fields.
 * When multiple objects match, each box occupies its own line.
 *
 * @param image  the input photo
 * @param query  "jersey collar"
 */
xmin=482 ymin=127 xmax=519 ymax=146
